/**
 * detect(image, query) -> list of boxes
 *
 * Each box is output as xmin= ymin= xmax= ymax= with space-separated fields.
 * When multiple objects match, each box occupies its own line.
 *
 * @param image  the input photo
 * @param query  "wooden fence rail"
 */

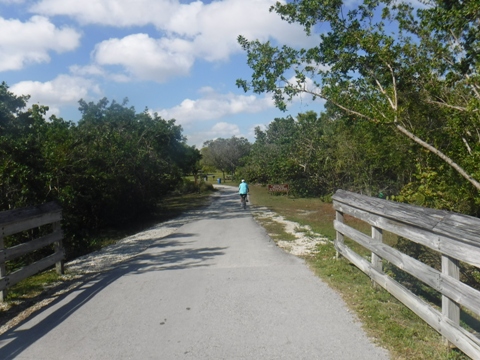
xmin=0 ymin=202 xmax=65 ymax=302
xmin=332 ymin=189 xmax=480 ymax=360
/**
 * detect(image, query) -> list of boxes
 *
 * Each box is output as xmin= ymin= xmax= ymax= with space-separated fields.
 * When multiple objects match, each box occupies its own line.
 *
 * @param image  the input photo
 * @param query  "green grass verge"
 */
xmin=248 ymin=184 xmax=470 ymax=360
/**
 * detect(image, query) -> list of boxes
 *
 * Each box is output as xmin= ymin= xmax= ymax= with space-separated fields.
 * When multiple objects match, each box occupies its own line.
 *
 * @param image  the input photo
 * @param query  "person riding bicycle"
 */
xmin=239 ymin=179 xmax=249 ymax=206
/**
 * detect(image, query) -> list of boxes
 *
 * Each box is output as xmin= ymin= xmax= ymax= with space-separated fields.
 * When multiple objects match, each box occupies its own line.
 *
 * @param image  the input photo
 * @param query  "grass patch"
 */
xmin=248 ymin=184 xmax=469 ymax=360
xmin=249 ymin=184 xmax=336 ymax=238
xmin=258 ymin=219 xmax=297 ymax=241
xmin=6 ymin=269 xmax=63 ymax=302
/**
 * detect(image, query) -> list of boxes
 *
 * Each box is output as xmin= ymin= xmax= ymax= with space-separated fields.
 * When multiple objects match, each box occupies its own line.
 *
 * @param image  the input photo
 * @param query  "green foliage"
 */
xmin=237 ymin=0 xmax=480 ymax=202
xmin=239 ymin=108 xmax=415 ymax=198
xmin=392 ymin=164 xmax=480 ymax=215
xmin=0 ymin=85 xmax=199 ymax=260
xmin=201 ymin=136 xmax=251 ymax=179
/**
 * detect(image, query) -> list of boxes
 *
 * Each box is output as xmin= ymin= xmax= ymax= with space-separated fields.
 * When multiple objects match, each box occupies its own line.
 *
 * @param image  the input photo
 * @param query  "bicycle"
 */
xmin=240 ymin=194 xmax=248 ymax=209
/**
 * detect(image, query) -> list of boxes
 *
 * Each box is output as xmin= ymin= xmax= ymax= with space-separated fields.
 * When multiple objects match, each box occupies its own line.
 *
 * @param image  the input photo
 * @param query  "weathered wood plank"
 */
xmin=442 ymin=255 xmax=460 ymax=346
xmin=0 ymin=234 xmax=5 ymax=302
xmin=0 ymin=203 xmax=65 ymax=302
xmin=333 ymin=201 xmax=480 ymax=268
xmin=1 ymin=230 xmax=63 ymax=262
xmin=336 ymin=242 xmax=480 ymax=359
xmin=1 ymin=251 xmax=65 ymax=290
xmin=53 ymin=221 xmax=64 ymax=275
xmin=333 ymin=190 xmax=480 ymax=359
xmin=0 ymin=202 xmax=61 ymax=225
xmin=1 ymin=211 xmax=62 ymax=237
xmin=333 ymin=190 xmax=480 ymax=247
xmin=334 ymin=221 xmax=480 ymax=315
xmin=434 ymin=213 xmax=480 ymax=246
xmin=335 ymin=210 xmax=344 ymax=260
xmin=371 ymin=226 xmax=383 ymax=273
xmin=333 ymin=190 xmax=449 ymax=229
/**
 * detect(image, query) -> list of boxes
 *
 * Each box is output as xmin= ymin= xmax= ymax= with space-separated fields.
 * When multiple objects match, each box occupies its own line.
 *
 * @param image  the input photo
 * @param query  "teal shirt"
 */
xmin=239 ymin=182 xmax=249 ymax=195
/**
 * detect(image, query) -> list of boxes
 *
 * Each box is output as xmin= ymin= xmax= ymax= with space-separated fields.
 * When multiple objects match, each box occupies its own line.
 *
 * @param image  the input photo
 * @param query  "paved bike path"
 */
xmin=0 ymin=186 xmax=389 ymax=359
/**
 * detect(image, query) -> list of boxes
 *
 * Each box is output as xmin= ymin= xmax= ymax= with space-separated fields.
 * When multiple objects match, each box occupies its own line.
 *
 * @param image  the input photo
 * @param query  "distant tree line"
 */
xmin=0 ymin=82 xmax=202 ymax=259
xmin=201 ymin=137 xmax=251 ymax=180
xmin=198 ymin=101 xmax=479 ymax=216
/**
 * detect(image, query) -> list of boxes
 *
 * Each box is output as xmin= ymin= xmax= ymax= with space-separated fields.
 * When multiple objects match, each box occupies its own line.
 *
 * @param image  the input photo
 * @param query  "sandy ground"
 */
xmin=250 ymin=206 xmax=328 ymax=256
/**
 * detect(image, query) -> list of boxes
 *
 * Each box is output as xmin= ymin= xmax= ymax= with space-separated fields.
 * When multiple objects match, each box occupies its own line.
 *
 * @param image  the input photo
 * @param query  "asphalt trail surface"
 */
xmin=0 ymin=186 xmax=390 ymax=359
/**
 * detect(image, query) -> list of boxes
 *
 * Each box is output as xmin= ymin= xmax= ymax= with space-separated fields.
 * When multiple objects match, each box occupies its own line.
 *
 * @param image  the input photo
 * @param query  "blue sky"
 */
xmin=0 ymin=0 xmax=325 ymax=147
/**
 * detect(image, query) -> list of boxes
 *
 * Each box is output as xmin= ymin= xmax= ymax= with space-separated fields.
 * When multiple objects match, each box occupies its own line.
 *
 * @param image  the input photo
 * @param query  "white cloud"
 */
xmin=69 ymin=64 xmax=106 ymax=77
xmin=179 ymin=0 xmax=316 ymax=62
xmin=210 ymin=122 xmax=241 ymax=136
xmin=30 ymin=0 xmax=179 ymax=27
xmin=157 ymin=87 xmax=273 ymax=125
xmin=185 ymin=122 xmax=242 ymax=148
xmin=10 ymin=75 xmax=101 ymax=116
xmin=0 ymin=16 xmax=81 ymax=71
xmin=92 ymin=34 xmax=195 ymax=82
xmin=31 ymin=0 xmax=317 ymax=81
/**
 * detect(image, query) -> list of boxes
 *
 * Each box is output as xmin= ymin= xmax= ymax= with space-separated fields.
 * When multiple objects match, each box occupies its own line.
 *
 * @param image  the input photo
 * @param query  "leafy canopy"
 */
xmin=237 ymin=0 xmax=480 ymax=191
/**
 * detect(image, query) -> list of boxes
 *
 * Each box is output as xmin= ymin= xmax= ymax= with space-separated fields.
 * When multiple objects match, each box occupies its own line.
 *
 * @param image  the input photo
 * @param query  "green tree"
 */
xmin=202 ymin=137 xmax=251 ymax=179
xmin=0 ymin=81 xmax=30 ymax=134
xmin=180 ymin=145 xmax=203 ymax=184
xmin=239 ymin=116 xmax=306 ymax=191
xmin=237 ymin=0 xmax=480 ymax=192
xmin=0 ymin=82 xmax=59 ymax=210
xmin=67 ymin=99 xmax=186 ymax=231
xmin=1 ymin=88 xmax=194 ymax=259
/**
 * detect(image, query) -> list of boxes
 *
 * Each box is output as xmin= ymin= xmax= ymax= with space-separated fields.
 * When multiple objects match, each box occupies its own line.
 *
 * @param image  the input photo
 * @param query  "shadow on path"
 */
xmin=0 ymin=185 xmax=245 ymax=359
xmin=0 ymin=233 xmax=227 ymax=360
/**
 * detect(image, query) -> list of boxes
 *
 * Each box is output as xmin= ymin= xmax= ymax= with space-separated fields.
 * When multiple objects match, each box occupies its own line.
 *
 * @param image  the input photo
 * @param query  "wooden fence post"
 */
xmin=53 ymin=221 xmax=64 ymax=275
xmin=0 ymin=233 xmax=6 ymax=302
xmin=442 ymin=254 xmax=460 ymax=347
xmin=371 ymin=226 xmax=383 ymax=287
xmin=335 ymin=210 xmax=344 ymax=260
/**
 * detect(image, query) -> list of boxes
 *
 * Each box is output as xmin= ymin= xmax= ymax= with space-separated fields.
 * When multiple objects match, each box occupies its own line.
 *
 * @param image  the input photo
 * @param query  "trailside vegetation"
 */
xmin=201 ymin=136 xmax=251 ymax=181
xmin=0 ymin=82 xmax=202 ymax=259
xmin=236 ymin=0 xmax=480 ymax=215
xmin=238 ymin=109 xmax=416 ymax=199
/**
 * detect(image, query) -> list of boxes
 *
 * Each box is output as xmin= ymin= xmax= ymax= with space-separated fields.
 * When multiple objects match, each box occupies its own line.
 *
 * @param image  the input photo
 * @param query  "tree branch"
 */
xmin=286 ymin=75 xmax=480 ymax=192
xmin=426 ymin=99 xmax=470 ymax=112
xmin=386 ymin=62 xmax=398 ymax=111
xmin=395 ymin=123 xmax=480 ymax=191
xmin=301 ymin=88 xmax=379 ymax=122
xmin=462 ymin=137 xmax=473 ymax=155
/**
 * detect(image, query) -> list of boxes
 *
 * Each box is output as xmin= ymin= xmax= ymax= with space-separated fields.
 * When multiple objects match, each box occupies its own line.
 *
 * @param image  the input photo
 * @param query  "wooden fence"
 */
xmin=0 ymin=202 xmax=65 ymax=302
xmin=332 ymin=189 xmax=480 ymax=359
